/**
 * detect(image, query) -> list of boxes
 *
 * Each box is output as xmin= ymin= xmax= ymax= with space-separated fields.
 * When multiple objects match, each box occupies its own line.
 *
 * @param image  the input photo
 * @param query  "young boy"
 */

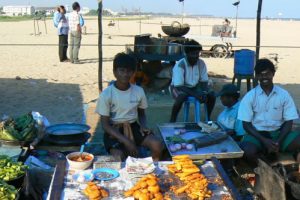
xmin=217 ymin=84 xmax=245 ymax=141
xmin=96 ymin=53 xmax=163 ymax=161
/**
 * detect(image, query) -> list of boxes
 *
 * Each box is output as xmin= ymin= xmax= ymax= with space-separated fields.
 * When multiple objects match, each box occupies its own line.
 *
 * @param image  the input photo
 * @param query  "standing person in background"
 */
xmin=55 ymin=6 xmax=69 ymax=62
xmin=68 ymin=2 xmax=83 ymax=64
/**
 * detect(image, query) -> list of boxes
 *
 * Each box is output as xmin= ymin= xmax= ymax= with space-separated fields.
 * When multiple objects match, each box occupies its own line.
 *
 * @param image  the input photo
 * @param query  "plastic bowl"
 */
xmin=66 ymin=152 xmax=94 ymax=170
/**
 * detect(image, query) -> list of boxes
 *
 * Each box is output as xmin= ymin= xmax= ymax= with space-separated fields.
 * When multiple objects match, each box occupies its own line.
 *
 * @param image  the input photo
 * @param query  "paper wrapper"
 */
xmin=125 ymin=156 xmax=155 ymax=174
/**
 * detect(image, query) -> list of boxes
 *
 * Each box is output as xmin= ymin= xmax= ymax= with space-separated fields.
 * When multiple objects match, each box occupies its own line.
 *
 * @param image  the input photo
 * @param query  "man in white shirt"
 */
xmin=68 ymin=2 xmax=83 ymax=64
xmin=238 ymin=59 xmax=300 ymax=165
xmin=170 ymin=39 xmax=216 ymax=122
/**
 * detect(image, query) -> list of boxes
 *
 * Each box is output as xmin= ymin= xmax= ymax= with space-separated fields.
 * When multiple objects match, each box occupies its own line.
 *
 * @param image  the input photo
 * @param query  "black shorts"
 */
xmin=103 ymin=122 xmax=148 ymax=152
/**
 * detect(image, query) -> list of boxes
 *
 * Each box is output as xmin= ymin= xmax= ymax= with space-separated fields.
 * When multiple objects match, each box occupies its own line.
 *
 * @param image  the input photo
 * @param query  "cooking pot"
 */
xmin=134 ymin=34 xmax=151 ymax=54
xmin=149 ymin=38 xmax=167 ymax=55
xmin=168 ymin=43 xmax=183 ymax=55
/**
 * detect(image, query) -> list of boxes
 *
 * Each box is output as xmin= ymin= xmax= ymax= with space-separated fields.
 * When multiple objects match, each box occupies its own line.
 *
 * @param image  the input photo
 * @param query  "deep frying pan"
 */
xmin=45 ymin=123 xmax=90 ymax=136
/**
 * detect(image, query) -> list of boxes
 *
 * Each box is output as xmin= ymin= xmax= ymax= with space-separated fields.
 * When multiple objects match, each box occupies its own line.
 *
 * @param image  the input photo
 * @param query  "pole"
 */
xmin=181 ymin=1 xmax=184 ymax=24
xmin=199 ymin=18 xmax=202 ymax=35
xmin=44 ymin=17 xmax=47 ymax=34
xmin=232 ymin=1 xmax=240 ymax=38
xmin=139 ymin=7 xmax=141 ymax=34
xmin=33 ymin=19 xmax=36 ymax=36
xmin=256 ymin=0 xmax=263 ymax=61
xmin=98 ymin=0 xmax=103 ymax=92
xmin=235 ymin=5 xmax=238 ymax=37
xmin=37 ymin=19 xmax=40 ymax=35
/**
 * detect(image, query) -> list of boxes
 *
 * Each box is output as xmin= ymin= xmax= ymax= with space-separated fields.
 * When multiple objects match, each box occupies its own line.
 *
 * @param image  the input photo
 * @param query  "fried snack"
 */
xmin=167 ymin=155 xmax=212 ymax=199
xmin=133 ymin=190 xmax=142 ymax=199
xmin=83 ymin=182 xmax=109 ymax=200
xmin=124 ymin=174 xmax=167 ymax=199
xmin=138 ymin=193 xmax=149 ymax=200
xmin=148 ymin=185 xmax=160 ymax=194
xmin=124 ymin=189 xmax=134 ymax=197
xmin=146 ymin=179 xmax=157 ymax=186
xmin=172 ymin=155 xmax=190 ymax=160
xmin=154 ymin=192 xmax=163 ymax=199
xmin=100 ymin=189 xmax=109 ymax=198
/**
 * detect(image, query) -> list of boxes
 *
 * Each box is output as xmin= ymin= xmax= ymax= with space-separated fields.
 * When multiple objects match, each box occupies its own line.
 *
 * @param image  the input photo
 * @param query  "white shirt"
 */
xmin=96 ymin=84 xmax=148 ymax=123
xmin=217 ymin=101 xmax=245 ymax=136
xmin=171 ymin=57 xmax=208 ymax=88
xmin=238 ymin=85 xmax=298 ymax=131
xmin=68 ymin=11 xmax=80 ymax=32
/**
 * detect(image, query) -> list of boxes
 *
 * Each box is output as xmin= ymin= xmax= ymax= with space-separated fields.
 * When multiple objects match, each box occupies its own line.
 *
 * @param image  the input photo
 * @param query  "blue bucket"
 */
xmin=234 ymin=49 xmax=256 ymax=75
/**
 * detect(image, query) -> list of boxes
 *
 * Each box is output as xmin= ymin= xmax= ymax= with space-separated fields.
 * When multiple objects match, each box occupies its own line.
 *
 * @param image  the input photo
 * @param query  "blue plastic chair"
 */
xmin=232 ymin=49 xmax=257 ymax=91
xmin=183 ymin=96 xmax=208 ymax=122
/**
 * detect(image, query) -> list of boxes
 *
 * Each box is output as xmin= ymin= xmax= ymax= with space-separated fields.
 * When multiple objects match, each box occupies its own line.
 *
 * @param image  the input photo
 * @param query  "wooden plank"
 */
xmin=48 ymin=159 xmax=66 ymax=200
xmin=211 ymin=157 xmax=243 ymax=200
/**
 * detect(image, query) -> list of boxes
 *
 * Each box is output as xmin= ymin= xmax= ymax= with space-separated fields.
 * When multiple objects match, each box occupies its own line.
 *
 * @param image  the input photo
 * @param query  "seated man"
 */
xmin=217 ymin=84 xmax=245 ymax=141
xmin=96 ymin=53 xmax=163 ymax=161
xmin=220 ymin=18 xmax=232 ymax=37
xmin=170 ymin=39 xmax=216 ymax=122
xmin=238 ymin=59 xmax=300 ymax=166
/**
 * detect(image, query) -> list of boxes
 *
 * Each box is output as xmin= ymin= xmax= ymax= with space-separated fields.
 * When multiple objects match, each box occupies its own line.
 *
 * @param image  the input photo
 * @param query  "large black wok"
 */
xmin=161 ymin=21 xmax=190 ymax=37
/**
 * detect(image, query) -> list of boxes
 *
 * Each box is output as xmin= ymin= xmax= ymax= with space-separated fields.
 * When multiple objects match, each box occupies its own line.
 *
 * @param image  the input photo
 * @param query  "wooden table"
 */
xmin=158 ymin=122 xmax=244 ymax=160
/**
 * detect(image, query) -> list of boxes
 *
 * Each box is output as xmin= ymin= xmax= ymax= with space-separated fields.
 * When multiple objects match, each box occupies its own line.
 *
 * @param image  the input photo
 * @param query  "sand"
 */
xmin=0 ymin=16 xmax=299 ymax=125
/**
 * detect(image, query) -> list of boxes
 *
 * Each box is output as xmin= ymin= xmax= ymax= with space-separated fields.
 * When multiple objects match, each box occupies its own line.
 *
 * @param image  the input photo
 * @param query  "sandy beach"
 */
xmin=0 ymin=16 xmax=299 ymax=126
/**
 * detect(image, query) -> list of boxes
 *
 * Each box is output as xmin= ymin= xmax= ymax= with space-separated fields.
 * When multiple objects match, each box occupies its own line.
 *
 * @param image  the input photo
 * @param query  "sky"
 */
xmin=0 ymin=0 xmax=299 ymax=19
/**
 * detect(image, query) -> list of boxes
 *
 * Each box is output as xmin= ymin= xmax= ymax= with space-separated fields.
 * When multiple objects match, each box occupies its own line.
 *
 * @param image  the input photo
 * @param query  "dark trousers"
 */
xmin=58 ymin=35 xmax=68 ymax=62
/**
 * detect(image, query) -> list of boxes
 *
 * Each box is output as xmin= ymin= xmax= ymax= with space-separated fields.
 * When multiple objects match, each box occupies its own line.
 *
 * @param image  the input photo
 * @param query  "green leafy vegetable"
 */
xmin=0 ymin=155 xmax=27 ymax=182
xmin=0 ymin=180 xmax=18 ymax=200
xmin=166 ymin=136 xmax=186 ymax=143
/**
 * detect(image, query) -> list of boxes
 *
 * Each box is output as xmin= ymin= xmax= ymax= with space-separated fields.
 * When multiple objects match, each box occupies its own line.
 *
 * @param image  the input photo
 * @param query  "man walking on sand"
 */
xmin=68 ymin=2 xmax=83 ymax=64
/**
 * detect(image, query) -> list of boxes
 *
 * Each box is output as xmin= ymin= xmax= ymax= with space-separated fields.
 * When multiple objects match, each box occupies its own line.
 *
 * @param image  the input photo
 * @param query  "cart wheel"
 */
xmin=211 ymin=44 xmax=228 ymax=58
